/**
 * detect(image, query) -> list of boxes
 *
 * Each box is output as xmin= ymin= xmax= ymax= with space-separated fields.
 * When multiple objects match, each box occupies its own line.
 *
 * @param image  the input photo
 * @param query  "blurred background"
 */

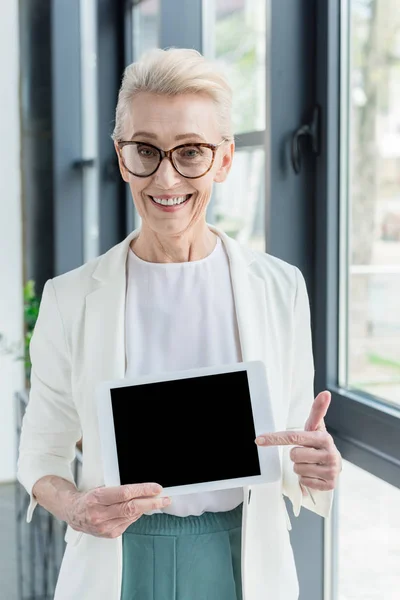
xmin=0 ymin=0 xmax=399 ymax=599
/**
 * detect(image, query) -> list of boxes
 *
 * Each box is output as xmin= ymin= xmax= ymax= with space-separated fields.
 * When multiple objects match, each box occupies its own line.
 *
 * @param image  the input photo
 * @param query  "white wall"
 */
xmin=0 ymin=0 xmax=24 ymax=482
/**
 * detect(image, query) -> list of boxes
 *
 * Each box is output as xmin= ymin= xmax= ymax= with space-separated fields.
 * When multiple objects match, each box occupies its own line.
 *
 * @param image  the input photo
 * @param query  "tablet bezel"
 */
xmin=96 ymin=360 xmax=281 ymax=496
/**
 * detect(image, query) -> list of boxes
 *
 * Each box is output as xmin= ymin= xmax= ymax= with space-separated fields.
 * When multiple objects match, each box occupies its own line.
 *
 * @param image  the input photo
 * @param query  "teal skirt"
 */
xmin=121 ymin=503 xmax=243 ymax=600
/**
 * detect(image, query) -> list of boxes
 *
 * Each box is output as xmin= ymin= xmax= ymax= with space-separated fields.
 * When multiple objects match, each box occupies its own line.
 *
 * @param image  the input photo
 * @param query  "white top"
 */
xmin=125 ymin=235 xmax=244 ymax=516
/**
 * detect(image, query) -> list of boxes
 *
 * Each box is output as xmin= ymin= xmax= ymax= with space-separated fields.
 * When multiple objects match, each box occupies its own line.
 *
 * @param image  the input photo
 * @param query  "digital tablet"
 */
xmin=96 ymin=360 xmax=281 ymax=496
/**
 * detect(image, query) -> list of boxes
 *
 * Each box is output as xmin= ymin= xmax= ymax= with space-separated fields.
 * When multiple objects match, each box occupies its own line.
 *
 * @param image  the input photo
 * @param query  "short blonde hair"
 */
xmin=111 ymin=47 xmax=234 ymax=142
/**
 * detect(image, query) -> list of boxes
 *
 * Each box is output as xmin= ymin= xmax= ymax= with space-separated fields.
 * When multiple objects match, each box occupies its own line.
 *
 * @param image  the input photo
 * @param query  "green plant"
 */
xmin=367 ymin=352 xmax=400 ymax=371
xmin=0 ymin=279 xmax=41 ymax=385
xmin=23 ymin=280 xmax=41 ymax=382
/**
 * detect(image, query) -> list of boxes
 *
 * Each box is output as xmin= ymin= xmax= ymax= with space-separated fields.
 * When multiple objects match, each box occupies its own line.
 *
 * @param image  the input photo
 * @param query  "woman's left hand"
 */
xmin=255 ymin=391 xmax=342 ymax=493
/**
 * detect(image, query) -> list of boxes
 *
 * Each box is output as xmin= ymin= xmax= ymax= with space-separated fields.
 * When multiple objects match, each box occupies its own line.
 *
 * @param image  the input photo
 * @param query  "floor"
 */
xmin=0 ymin=481 xmax=65 ymax=600
xmin=337 ymin=461 xmax=400 ymax=600
xmin=0 ymin=483 xmax=18 ymax=600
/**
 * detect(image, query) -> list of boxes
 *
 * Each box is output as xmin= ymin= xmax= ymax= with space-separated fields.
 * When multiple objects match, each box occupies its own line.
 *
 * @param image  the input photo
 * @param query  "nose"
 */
xmin=152 ymin=155 xmax=183 ymax=187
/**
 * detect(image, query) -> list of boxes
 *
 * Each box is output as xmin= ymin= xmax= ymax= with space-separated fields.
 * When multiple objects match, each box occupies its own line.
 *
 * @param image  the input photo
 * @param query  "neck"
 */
xmin=130 ymin=222 xmax=218 ymax=263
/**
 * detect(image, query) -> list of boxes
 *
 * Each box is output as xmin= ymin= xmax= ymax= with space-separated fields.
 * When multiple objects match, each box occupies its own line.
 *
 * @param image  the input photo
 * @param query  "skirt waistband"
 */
xmin=124 ymin=502 xmax=243 ymax=537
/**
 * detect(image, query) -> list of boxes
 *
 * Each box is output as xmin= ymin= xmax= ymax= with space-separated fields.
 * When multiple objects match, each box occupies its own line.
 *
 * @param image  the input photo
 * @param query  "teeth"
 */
xmin=152 ymin=195 xmax=189 ymax=206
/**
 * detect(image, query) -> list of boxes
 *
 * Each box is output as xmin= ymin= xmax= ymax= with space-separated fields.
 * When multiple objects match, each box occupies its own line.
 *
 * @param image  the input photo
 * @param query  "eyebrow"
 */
xmin=130 ymin=131 xmax=206 ymax=142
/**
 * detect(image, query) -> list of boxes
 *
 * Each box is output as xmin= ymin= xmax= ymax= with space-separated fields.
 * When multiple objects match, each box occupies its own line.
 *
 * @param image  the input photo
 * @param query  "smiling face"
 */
xmin=114 ymin=92 xmax=234 ymax=238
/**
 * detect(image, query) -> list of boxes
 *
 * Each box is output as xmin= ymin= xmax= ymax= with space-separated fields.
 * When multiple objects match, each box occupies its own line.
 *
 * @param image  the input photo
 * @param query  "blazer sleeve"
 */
xmin=281 ymin=266 xmax=334 ymax=519
xmin=17 ymin=279 xmax=82 ymax=522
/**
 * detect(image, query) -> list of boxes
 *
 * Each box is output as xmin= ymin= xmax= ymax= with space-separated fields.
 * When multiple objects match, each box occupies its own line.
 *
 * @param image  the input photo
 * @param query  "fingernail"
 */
xmin=163 ymin=497 xmax=171 ymax=506
xmin=152 ymin=485 xmax=163 ymax=494
xmin=255 ymin=436 xmax=266 ymax=445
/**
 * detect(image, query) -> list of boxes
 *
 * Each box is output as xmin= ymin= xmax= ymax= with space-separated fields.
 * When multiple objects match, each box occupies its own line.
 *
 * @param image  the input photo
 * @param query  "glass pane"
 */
xmin=341 ymin=0 xmax=400 ymax=406
xmin=130 ymin=0 xmax=159 ymax=229
xmin=207 ymin=147 xmax=265 ymax=251
xmin=80 ymin=0 xmax=99 ymax=262
xmin=206 ymin=0 xmax=266 ymax=134
xmin=337 ymin=460 xmax=400 ymax=599
xmin=132 ymin=0 xmax=159 ymax=59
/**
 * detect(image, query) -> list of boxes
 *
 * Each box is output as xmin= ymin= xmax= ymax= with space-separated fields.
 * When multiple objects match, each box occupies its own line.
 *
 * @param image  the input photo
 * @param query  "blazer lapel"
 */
xmin=213 ymin=226 xmax=286 ymax=436
xmin=83 ymin=229 xmax=140 ymax=386
xmin=211 ymin=227 xmax=273 ymax=394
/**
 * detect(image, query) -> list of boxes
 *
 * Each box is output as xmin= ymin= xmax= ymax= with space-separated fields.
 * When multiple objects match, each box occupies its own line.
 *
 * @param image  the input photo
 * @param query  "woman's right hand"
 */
xmin=64 ymin=483 xmax=171 ymax=538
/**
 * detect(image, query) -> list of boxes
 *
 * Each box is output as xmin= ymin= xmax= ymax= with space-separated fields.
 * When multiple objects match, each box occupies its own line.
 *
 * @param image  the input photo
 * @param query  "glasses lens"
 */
xmin=121 ymin=143 xmax=160 ymax=176
xmin=172 ymin=145 xmax=213 ymax=177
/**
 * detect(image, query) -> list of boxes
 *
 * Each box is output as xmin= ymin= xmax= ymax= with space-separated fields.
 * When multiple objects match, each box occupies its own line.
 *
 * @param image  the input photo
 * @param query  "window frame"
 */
xmin=316 ymin=3 xmax=400 ymax=596
xmin=316 ymin=0 xmax=400 ymax=490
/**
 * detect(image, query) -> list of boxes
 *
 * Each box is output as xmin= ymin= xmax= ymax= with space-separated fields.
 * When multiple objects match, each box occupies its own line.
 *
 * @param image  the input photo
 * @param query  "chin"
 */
xmin=147 ymin=217 xmax=194 ymax=237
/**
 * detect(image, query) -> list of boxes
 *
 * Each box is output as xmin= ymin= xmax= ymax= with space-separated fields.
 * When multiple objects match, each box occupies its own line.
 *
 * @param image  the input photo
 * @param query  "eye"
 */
xmin=178 ymin=146 xmax=204 ymax=159
xmin=184 ymin=148 xmax=200 ymax=157
xmin=137 ymin=144 xmax=158 ymax=158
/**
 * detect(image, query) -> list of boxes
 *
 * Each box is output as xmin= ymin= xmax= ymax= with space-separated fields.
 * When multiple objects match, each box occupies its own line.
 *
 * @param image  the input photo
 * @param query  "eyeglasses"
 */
xmin=116 ymin=139 xmax=227 ymax=179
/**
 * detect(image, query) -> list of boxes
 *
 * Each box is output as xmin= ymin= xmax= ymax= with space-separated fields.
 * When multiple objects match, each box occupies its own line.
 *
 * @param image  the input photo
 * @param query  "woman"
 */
xmin=17 ymin=48 xmax=341 ymax=600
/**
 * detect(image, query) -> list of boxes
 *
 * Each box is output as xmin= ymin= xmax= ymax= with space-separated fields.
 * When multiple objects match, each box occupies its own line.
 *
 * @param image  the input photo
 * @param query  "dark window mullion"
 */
xmin=327 ymin=387 xmax=400 ymax=489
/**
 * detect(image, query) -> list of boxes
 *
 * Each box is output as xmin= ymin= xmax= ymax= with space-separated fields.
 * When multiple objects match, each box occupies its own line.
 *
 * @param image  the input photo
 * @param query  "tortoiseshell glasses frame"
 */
xmin=116 ymin=139 xmax=227 ymax=179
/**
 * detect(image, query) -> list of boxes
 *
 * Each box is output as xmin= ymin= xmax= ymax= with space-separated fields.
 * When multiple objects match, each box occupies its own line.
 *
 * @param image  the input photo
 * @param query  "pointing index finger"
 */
xmin=256 ymin=430 xmax=331 ymax=449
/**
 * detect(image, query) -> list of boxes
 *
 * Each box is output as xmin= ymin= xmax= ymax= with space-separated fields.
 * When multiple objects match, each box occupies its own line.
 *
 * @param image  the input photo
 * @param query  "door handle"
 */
xmin=291 ymin=104 xmax=321 ymax=175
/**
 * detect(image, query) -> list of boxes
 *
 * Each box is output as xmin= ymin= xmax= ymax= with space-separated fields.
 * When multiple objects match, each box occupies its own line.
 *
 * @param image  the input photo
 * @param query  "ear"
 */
xmin=213 ymin=141 xmax=235 ymax=183
xmin=114 ymin=141 xmax=130 ymax=183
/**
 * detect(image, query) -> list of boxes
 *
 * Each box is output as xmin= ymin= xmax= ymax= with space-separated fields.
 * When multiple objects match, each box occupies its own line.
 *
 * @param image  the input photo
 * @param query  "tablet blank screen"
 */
xmin=110 ymin=370 xmax=261 ymax=488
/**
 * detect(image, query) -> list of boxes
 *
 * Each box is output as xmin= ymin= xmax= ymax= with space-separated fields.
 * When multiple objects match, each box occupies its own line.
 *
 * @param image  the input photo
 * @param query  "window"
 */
xmin=132 ymin=0 xmax=160 ymax=60
xmin=326 ymin=3 xmax=400 ymax=596
xmin=204 ymin=0 xmax=266 ymax=134
xmin=203 ymin=0 xmax=267 ymax=249
xmin=208 ymin=147 xmax=265 ymax=251
xmin=80 ymin=0 xmax=100 ymax=262
xmin=340 ymin=0 xmax=400 ymax=407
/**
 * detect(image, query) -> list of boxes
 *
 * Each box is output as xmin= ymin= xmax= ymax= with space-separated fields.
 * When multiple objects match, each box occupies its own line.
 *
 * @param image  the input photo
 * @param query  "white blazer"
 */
xmin=17 ymin=225 xmax=333 ymax=600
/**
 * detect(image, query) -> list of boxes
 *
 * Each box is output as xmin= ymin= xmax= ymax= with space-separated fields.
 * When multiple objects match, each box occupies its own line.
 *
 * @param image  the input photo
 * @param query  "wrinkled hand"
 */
xmin=255 ymin=391 xmax=342 ymax=494
xmin=64 ymin=483 xmax=171 ymax=538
